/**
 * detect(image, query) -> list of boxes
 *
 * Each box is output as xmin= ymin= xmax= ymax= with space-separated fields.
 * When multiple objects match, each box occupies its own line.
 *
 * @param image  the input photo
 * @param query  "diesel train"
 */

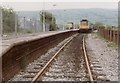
xmin=79 ymin=19 xmax=92 ymax=33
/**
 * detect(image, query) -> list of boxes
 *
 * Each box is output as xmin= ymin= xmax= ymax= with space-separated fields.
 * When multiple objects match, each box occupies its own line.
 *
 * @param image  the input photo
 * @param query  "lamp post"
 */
xmin=15 ymin=12 xmax=18 ymax=37
xmin=0 ymin=7 xmax=2 ymax=83
xmin=40 ymin=0 xmax=45 ymax=32
xmin=34 ymin=19 xmax=37 ymax=33
xmin=30 ymin=19 xmax=33 ymax=31
xmin=0 ymin=7 xmax=3 ymax=37
xmin=73 ymin=15 xmax=75 ymax=29
xmin=40 ymin=11 xmax=45 ymax=32
xmin=23 ymin=17 xmax=26 ymax=30
xmin=43 ymin=11 xmax=45 ymax=32
xmin=63 ymin=10 xmax=66 ymax=30
xmin=52 ymin=4 xmax=56 ymax=23
xmin=43 ymin=0 xmax=45 ymax=32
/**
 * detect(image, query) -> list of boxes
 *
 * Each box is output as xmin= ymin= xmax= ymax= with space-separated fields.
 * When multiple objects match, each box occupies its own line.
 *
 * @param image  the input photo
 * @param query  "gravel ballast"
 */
xmin=8 ymin=34 xmax=77 ymax=81
xmin=42 ymin=34 xmax=88 ymax=81
xmin=86 ymin=33 xmax=118 ymax=81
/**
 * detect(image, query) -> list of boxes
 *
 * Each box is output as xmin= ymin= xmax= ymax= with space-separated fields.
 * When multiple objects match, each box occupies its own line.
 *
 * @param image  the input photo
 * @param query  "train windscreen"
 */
xmin=81 ymin=21 xmax=88 ymax=26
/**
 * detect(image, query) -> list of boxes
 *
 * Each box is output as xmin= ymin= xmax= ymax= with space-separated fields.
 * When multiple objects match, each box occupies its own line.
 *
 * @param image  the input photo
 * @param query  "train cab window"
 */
xmin=81 ymin=21 xmax=88 ymax=26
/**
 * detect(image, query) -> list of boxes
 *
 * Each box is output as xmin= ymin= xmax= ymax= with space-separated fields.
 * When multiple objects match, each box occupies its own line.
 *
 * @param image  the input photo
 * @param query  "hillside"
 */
xmin=17 ymin=8 xmax=118 ymax=26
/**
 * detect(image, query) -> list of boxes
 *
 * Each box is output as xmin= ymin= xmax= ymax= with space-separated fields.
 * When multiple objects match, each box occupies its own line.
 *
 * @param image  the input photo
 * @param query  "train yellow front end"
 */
xmin=79 ymin=19 xmax=92 ymax=33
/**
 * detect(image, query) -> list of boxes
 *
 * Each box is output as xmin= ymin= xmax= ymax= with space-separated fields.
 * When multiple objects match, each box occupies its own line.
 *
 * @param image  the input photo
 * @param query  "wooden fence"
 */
xmin=98 ymin=27 xmax=119 ymax=45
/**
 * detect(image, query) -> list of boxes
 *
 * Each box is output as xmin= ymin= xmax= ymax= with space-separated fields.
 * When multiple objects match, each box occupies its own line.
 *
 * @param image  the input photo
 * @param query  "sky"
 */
xmin=0 ymin=0 xmax=118 ymax=11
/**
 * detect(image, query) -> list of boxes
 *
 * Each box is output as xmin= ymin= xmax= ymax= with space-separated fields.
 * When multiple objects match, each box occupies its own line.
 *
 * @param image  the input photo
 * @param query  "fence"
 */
xmin=1 ymin=9 xmax=43 ymax=39
xmin=98 ymin=27 xmax=119 ymax=45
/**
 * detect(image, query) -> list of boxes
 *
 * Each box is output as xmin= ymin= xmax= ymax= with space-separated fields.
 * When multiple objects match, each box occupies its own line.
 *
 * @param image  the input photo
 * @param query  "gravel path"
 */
xmin=86 ymin=33 xmax=118 ymax=81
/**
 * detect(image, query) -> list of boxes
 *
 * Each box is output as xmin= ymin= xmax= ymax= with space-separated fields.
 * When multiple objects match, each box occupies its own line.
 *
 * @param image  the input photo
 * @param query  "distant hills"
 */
xmin=17 ymin=8 xmax=118 ymax=26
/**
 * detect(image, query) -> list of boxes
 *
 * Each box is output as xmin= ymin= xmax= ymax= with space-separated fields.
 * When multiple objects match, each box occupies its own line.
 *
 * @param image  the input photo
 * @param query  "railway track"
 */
xmin=31 ymin=35 xmax=74 ymax=82
xmin=82 ymin=35 xmax=93 ymax=81
xmin=31 ymin=34 xmax=93 ymax=82
xmin=9 ymin=33 xmax=94 ymax=82
xmin=8 ymin=34 xmax=77 ymax=81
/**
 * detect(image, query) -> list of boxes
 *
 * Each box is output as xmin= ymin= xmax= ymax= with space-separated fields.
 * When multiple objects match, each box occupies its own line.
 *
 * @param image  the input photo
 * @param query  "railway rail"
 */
xmin=31 ymin=34 xmax=75 ymax=82
xmin=3 ymin=30 xmax=78 ymax=81
xmin=8 ymin=33 xmax=94 ymax=82
xmin=83 ymin=35 xmax=93 ymax=81
xmin=30 ymin=34 xmax=94 ymax=82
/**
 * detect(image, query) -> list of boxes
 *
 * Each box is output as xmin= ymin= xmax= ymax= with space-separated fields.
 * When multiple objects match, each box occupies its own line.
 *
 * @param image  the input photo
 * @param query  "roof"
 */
xmin=80 ymin=19 xmax=88 ymax=22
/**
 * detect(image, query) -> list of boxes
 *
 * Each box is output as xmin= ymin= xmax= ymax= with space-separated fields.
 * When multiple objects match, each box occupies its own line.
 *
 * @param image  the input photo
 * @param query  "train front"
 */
xmin=79 ymin=19 xmax=91 ymax=33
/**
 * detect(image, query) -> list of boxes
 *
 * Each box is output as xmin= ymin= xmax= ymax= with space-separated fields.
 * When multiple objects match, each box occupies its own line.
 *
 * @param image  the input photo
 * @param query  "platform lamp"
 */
xmin=63 ymin=10 xmax=66 ymax=30
xmin=52 ymin=4 xmax=56 ymax=23
xmin=15 ymin=12 xmax=18 ymax=37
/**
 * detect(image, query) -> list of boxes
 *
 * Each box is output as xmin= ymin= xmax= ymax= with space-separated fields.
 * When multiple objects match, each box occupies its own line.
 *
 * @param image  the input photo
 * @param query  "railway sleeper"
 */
xmin=33 ymin=66 xmax=41 ymax=69
xmin=23 ymin=74 xmax=35 ymax=78
xmin=48 ymin=68 xmax=62 ymax=73
xmin=92 ymin=65 xmax=102 ymax=68
xmin=27 ymin=70 xmax=39 ymax=73
xmin=45 ymin=72 xmax=64 ymax=77
xmin=92 ymin=68 xmax=103 ymax=71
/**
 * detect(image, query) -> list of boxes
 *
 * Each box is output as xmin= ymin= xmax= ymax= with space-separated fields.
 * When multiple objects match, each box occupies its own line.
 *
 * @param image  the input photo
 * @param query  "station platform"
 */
xmin=0 ymin=30 xmax=78 ymax=56
xmin=1 ymin=29 xmax=79 ymax=81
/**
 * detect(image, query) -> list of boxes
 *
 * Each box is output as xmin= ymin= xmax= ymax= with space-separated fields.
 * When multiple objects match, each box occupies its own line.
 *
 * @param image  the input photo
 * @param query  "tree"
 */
xmin=40 ymin=11 xmax=57 ymax=31
xmin=94 ymin=21 xmax=104 ymax=29
xmin=2 ymin=8 xmax=19 ymax=34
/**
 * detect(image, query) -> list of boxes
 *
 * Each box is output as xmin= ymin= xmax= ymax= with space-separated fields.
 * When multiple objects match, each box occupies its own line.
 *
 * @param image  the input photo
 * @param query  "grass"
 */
xmin=107 ymin=42 xmax=118 ymax=49
xmin=92 ymin=32 xmax=118 ymax=49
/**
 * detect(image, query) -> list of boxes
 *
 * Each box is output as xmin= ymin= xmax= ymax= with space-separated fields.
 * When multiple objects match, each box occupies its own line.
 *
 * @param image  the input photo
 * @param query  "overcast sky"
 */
xmin=0 ymin=0 xmax=118 ymax=11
